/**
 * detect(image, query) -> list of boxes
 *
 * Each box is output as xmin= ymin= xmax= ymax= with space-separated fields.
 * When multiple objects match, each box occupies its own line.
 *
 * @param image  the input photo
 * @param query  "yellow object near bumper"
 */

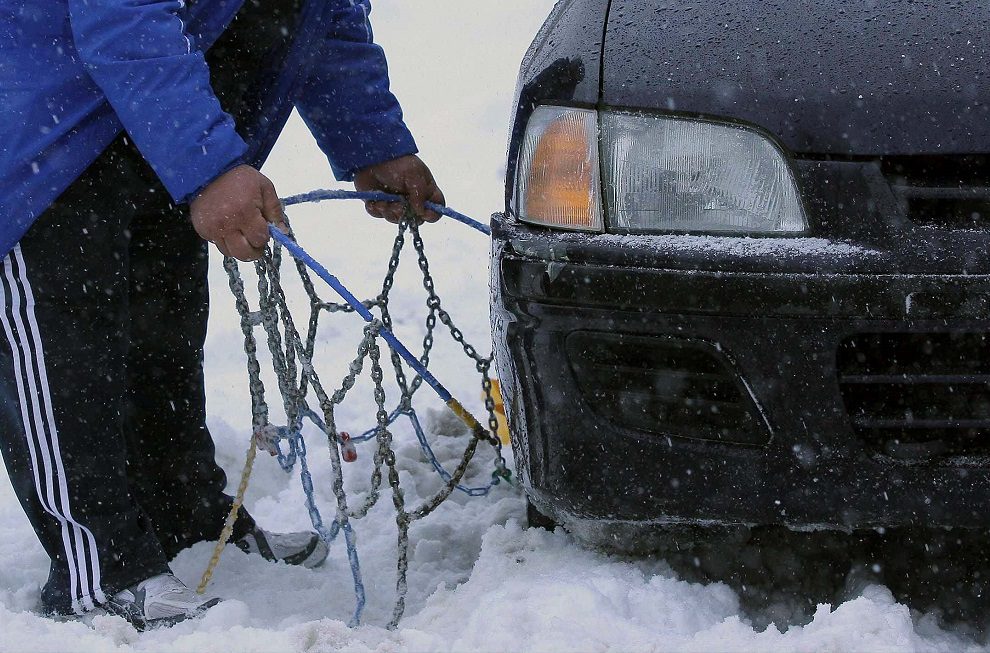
xmin=485 ymin=380 xmax=511 ymax=446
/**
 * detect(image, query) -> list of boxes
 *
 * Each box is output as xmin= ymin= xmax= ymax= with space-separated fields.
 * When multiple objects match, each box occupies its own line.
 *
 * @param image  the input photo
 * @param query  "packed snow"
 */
xmin=2 ymin=1 xmax=989 ymax=651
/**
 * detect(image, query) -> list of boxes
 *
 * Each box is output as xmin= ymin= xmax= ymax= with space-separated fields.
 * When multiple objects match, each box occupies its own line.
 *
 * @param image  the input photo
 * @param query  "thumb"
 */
xmin=260 ymin=176 xmax=287 ymax=232
xmin=406 ymin=180 xmax=429 ymax=222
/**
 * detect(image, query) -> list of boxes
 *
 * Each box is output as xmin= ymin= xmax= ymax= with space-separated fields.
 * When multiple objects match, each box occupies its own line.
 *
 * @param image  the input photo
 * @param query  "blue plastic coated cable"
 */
xmin=281 ymin=188 xmax=492 ymax=236
xmin=270 ymin=226 xmax=458 ymax=404
xmin=279 ymin=404 xmax=499 ymax=495
xmin=356 ymin=407 xmax=499 ymax=497
xmin=260 ymin=418 xmax=366 ymax=626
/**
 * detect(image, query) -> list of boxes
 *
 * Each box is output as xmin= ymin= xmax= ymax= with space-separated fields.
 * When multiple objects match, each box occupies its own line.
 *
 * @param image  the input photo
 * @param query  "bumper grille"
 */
xmin=566 ymin=332 xmax=771 ymax=445
xmin=836 ymin=332 xmax=990 ymax=459
xmin=881 ymin=155 xmax=990 ymax=230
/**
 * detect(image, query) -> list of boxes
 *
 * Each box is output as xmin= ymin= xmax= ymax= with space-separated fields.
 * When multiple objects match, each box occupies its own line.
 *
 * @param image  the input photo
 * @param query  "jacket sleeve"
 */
xmin=295 ymin=0 xmax=418 ymax=181
xmin=67 ymin=0 xmax=247 ymax=204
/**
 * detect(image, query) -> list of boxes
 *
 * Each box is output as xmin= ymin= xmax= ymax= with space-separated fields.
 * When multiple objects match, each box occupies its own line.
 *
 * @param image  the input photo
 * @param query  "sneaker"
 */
xmin=105 ymin=573 xmax=220 ymax=630
xmin=235 ymin=527 xmax=328 ymax=568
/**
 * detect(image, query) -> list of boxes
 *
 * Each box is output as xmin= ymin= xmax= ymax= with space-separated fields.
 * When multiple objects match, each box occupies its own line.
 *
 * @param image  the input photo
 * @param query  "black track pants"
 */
xmin=0 ymin=0 xmax=302 ymax=615
xmin=0 ymin=137 xmax=256 ymax=614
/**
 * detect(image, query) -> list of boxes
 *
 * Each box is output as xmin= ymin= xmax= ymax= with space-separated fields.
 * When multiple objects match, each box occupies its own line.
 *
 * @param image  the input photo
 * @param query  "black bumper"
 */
xmin=491 ymin=216 xmax=990 ymax=537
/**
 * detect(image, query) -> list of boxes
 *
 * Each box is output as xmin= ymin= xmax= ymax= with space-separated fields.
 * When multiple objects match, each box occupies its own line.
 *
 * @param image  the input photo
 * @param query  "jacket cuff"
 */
xmin=328 ymin=122 xmax=419 ymax=182
xmin=181 ymin=154 xmax=248 ymax=205
xmin=166 ymin=130 xmax=249 ymax=205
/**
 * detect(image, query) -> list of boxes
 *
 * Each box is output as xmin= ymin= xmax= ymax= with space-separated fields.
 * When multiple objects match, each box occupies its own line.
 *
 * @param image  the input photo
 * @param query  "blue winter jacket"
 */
xmin=0 ymin=0 xmax=418 ymax=257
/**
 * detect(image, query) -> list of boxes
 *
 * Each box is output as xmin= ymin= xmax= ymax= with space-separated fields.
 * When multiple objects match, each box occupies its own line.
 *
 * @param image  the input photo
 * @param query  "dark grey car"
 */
xmin=491 ymin=0 xmax=990 ymax=550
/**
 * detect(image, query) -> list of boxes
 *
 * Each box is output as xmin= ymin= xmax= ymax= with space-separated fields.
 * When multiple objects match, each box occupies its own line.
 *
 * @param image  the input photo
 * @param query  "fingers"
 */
xmin=213 ymin=238 xmax=232 ymax=259
xmin=423 ymin=186 xmax=445 ymax=223
xmin=365 ymin=190 xmax=441 ymax=225
xmin=364 ymin=200 xmax=386 ymax=220
xmin=222 ymin=231 xmax=266 ymax=262
xmin=383 ymin=201 xmax=405 ymax=224
xmin=206 ymin=210 xmax=267 ymax=261
xmin=402 ymin=184 xmax=444 ymax=224
xmin=354 ymin=155 xmax=445 ymax=226
xmin=243 ymin=216 xmax=270 ymax=250
xmin=364 ymin=200 xmax=405 ymax=224
xmin=404 ymin=174 xmax=446 ymax=224
xmin=232 ymin=204 xmax=271 ymax=259
xmin=190 ymin=165 xmax=277 ymax=261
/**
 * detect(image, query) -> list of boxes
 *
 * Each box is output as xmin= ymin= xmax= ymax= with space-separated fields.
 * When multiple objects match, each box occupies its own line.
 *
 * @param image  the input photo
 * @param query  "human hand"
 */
xmin=190 ymin=165 xmax=287 ymax=261
xmin=353 ymin=154 xmax=445 ymax=224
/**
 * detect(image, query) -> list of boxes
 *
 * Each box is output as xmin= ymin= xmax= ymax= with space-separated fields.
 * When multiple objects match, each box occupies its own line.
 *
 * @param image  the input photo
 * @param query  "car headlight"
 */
xmin=516 ymin=106 xmax=808 ymax=234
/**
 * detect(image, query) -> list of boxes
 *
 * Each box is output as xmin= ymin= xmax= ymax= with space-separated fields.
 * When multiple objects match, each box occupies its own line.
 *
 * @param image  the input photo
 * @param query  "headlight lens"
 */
xmin=602 ymin=112 xmax=807 ymax=233
xmin=515 ymin=107 xmax=807 ymax=234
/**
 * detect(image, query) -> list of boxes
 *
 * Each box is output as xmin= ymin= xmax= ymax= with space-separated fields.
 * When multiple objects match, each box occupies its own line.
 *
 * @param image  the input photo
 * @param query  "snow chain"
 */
xmin=197 ymin=200 xmax=507 ymax=629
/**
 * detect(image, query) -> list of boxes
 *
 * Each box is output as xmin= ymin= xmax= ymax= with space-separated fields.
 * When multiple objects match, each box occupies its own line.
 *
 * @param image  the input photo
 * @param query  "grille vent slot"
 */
xmin=837 ymin=332 xmax=990 ymax=459
xmin=880 ymin=155 xmax=990 ymax=230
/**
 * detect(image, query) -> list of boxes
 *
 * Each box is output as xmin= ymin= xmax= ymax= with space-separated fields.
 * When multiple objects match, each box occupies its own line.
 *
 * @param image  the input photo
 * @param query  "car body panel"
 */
xmin=494 ymin=0 xmax=990 ymax=544
xmin=602 ymin=0 xmax=990 ymax=155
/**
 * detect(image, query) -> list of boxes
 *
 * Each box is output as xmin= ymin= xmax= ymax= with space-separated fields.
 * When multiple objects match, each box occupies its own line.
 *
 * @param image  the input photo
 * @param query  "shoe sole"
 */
xmin=105 ymin=597 xmax=222 ymax=631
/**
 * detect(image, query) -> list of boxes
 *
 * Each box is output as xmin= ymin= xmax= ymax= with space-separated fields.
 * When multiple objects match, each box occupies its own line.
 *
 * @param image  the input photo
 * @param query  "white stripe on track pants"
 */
xmin=0 ymin=135 xmax=254 ymax=615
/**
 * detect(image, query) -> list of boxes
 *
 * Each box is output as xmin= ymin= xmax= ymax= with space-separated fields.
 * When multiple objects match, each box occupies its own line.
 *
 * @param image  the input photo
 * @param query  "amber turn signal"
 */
xmin=516 ymin=106 xmax=604 ymax=231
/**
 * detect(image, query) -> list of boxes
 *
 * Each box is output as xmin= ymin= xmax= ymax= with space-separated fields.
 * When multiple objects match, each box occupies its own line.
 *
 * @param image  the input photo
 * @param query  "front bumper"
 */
xmin=491 ymin=215 xmax=990 ymax=539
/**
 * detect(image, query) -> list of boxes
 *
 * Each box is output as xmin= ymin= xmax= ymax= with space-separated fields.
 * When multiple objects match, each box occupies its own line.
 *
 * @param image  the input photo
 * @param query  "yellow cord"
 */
xmin=197 ymin=437 xmax=258 ymax=594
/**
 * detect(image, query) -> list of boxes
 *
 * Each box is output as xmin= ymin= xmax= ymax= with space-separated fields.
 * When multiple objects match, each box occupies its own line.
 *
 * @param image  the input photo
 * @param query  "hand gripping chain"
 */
xmin=196 ymin=190 xmax=509 ymax=629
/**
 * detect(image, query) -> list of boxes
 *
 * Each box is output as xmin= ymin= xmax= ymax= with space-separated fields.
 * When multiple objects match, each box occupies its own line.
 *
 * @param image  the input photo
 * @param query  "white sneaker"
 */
xmin=235 ymin=527 xmax=329 ymax=568
xmin=105 ymin=573 xmax=220 ymax=630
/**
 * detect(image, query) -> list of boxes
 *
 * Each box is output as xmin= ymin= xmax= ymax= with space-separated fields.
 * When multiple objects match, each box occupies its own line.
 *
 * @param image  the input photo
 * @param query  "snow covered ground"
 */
xmin=2 ymin=1 xmax=990 ymax=651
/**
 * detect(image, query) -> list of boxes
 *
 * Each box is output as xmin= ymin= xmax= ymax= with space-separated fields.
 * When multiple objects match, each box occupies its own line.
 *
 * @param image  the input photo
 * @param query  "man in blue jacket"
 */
xmin=0 ymin=0 xmax=444 ymax=628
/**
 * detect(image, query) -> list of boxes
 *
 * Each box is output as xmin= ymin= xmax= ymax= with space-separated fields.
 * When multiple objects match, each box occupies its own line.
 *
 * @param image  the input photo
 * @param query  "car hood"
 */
xmin=602 ymin=0 xmax=990 ymax=156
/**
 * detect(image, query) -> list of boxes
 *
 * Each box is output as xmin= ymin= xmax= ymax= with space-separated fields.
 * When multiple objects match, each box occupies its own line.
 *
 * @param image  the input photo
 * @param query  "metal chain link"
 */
xmin=409 ymin=222 xmax=507 ymax=470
